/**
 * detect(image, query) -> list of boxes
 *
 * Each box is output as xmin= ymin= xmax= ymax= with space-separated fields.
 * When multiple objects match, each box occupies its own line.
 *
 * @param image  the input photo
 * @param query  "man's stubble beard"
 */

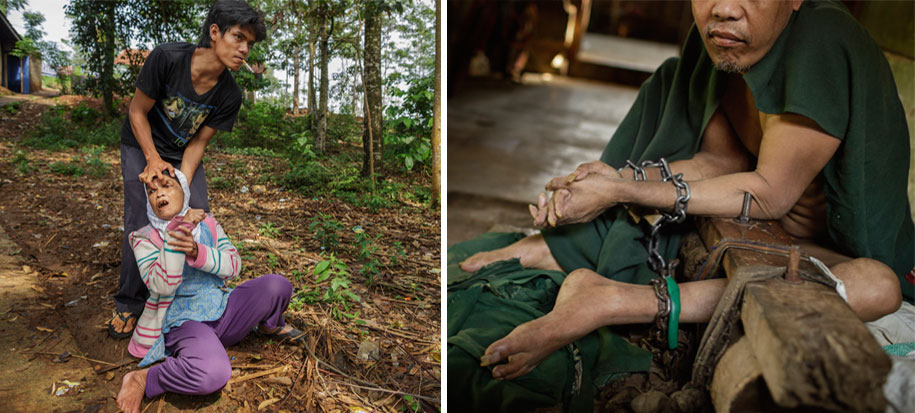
xmin=715 ymin=59 xmax=752 ymax=74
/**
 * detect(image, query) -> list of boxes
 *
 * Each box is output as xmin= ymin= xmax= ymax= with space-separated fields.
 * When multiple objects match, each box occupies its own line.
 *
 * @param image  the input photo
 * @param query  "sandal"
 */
xmin=108 ymin=311 xmax=139 ymax=340
xmin=255 ymin=324 xmax=307 ymax=344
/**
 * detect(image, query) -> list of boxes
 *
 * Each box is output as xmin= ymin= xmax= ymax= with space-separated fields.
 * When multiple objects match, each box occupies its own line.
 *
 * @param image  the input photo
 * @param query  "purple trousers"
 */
xmin=144 ymin=274 xmax=292 ymax=398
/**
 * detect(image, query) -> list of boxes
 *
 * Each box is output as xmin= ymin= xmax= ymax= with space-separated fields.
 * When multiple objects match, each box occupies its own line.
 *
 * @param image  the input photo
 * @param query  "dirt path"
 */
xmin=0 ymin=222 xmax=113 ymax=411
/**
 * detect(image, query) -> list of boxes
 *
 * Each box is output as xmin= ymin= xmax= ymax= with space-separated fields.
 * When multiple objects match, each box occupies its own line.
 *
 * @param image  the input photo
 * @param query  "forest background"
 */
xmin=0 ymin=0 xmax=442 ymax=411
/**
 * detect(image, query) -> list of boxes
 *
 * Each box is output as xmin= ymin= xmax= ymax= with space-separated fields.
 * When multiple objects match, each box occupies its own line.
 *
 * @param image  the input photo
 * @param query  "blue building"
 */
xmin=1 ymin=11 xmax=37 ymax=94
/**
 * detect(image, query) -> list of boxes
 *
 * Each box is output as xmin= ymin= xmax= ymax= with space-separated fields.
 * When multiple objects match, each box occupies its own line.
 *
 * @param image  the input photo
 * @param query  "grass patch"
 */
xmin=49 ymin=160 xmax=85 ymax=176
xmin=23 ymin=104 xmax=120 ymax=150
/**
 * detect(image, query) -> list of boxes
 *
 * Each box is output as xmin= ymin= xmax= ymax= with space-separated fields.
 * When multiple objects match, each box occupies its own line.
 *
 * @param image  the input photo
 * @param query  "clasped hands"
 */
xmin=530 ymin=161 xmax=625 ymax=228
xmin=167 ymin=209 xmax=206 ymax=259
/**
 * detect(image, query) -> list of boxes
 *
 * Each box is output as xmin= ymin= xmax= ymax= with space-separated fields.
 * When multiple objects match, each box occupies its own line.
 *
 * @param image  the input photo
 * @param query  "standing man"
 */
xmin=109 ymin=0 xmax=267 ymax=339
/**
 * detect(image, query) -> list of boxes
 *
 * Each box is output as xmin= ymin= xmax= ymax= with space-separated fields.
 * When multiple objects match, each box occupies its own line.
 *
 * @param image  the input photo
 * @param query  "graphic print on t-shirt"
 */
xmin=155 ymin=85 xmax=215 ymax=147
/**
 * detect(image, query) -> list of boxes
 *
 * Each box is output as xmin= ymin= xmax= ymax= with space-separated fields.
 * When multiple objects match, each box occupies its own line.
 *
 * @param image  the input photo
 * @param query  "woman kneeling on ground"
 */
xmin=117 ymin=170 xmax=305 ymax=413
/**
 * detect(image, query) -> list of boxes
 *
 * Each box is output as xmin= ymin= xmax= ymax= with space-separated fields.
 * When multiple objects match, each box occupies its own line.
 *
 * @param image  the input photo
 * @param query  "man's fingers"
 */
xmin=554 ymin=190 xmax=567 ymax=219
xmin=546 ymin=176 xmax=570 ymax=191
xmin=491 ymin=353 xmax=532 ymax=380
xmin=547 ymin=195 xmax=558 ymax=227
xmin=529 ymin=204 xmax=539 ymax=220
xmin=533 ymin=193 xmax=548 ymax=226
xmin=566 ymin=172 xmax=578 ymax=183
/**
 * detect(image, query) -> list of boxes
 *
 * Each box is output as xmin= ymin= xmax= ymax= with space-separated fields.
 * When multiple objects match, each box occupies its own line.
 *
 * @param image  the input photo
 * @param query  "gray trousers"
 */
xmin=116 ymin=143 xmax=210 ymax=314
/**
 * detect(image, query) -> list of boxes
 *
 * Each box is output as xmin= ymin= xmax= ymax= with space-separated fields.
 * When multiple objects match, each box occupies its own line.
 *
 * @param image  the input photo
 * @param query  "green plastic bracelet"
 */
xmin=666 ymin=276 xmax=681 ymax=349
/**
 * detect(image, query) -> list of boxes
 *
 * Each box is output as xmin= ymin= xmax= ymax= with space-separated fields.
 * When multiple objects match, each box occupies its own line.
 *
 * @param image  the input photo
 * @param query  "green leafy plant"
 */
xmin=49 ymin=160 xmax=85 ymax=176
xmin=266 ymin=252 xmax=279 ymax=270
xmin=258 ymin=221 xmax=279 ymax=238
xmin=70 ymin=102 xmax=100 ymax=125
xmin=1 ymin=102 xmax=20 ymax=115
xmin=13 ymin=150 xmax=31 ymax=175
xmin=24 ymin=105 xmax=120 ymax=150
xmin=312 ymin=253 xmax=361 ymax=320
xmin=81 ymin=145 xmax=108 ymax=177
xmin=391 ymin=241 xmax=407 ymax=266
xmin=384 ymin=75 xmax=434 ymax=171
xmin=355 ymin=231 xmax=382 ymax=286
xmin=308 ymin=213 xmax=344 ymax=251
xmin=401 ymin=395 xmax=421 ymax=413
xmin=209 ymin=176 xmax=234 ymax=190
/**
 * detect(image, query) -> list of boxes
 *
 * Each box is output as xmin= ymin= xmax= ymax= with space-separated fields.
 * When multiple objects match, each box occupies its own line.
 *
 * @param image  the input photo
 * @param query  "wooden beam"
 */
xmin=697 ymin=218 xmax=819 ymax=280
xmin=741 ymin=279 xmax=889 ymax=411
xmin=696 ymin=218 xmax=890 ymax=411
xmin=711 ymin=337 xmax=770 ymax=412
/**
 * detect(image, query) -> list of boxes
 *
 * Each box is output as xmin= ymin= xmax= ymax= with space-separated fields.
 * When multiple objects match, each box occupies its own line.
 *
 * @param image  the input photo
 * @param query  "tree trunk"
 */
xmin=432 ymin=0 xmax=442 ymax=202
xmin=308 ymin=38 xmax=316 ymax=127
xmin=316 ymin=13 xmax=330 ymax=153
xmin=293 ymin=43 xmax=300 ymax=115
xmin=101 ymin=0 xmax=116 ymax=117
xmin=352 ymin=61 xmax=359 ymax=115
xmin=361 ymin=3 xmax=383 ymax=177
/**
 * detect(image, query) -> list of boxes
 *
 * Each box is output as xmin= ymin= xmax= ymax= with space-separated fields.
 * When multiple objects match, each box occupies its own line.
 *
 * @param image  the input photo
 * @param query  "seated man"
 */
xmin=453 ymin=0 xmax=913 ymax=405
xmin=116 ymin=170 xmax=305 ymax=413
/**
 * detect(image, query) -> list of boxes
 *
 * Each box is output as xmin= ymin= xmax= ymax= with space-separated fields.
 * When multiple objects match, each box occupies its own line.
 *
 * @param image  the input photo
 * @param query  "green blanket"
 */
xmin=448 ymin=2 xmax=914 ymax=411
xmin=448 ymin=233 xmax=651 ymax=412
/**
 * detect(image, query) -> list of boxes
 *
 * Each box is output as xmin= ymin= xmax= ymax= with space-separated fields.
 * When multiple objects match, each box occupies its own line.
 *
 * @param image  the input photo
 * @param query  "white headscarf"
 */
xmin=144 ymin=169 xmax=201 ymax=241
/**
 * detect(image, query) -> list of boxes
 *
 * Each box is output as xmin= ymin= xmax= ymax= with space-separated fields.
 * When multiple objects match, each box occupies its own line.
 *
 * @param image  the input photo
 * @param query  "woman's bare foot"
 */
xmin=117 ymin=368 xmax=148 ymax=413
xmin=480 ymin=270 xmax=647 ymax=380
xmin=258 ymin=324 xmax=293 ymax=335
xmin=459 ymin=233 xmax=562 ymax=272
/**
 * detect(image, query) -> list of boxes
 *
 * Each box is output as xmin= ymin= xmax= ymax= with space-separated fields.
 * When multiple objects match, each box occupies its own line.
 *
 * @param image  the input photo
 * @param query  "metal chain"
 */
xmin=626 ymin=157 xmax=693 ymax=366
xmin=634 ymin=158 xmax=691 ymax=273
xmin=649 ymin=277 xmax=672 ymax=342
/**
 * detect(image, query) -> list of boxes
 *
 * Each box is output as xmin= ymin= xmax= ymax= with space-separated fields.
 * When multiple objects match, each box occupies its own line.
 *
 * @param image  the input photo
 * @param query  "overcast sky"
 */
xmin=7 ymin=0 xmax=74 ymax=52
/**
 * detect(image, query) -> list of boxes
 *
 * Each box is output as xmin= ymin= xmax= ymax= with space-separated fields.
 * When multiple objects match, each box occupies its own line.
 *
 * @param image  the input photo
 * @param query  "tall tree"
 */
xmin=0 ymin=0 xmax=26 ymax=15
xmin=361 ymin=0 xmax=383 ymax=177
xmin=21 ymin=10 xmax=45 ymax=40
xmin=432 ymin=0 xmax=440 ymax=201
xmin=314 ymin=0 xmax=337 ymax=152
xmin=308 ymin=10 xmax=317 ymax=125
xmin=65 ymin=0 xmax=205 ymax=116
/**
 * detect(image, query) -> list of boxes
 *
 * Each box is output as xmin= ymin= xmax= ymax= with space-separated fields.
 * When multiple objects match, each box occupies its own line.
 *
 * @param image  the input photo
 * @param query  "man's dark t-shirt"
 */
xmin=120 ymin=42 xmax=242 ymax=161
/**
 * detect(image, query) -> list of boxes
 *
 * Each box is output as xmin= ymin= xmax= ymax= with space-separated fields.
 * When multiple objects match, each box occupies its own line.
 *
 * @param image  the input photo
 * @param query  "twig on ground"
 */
xmin=280 ymin=346 xmax=308 ymax=406
xmin=330 ymin=380 xmax=439 ymax=404
xmin=30 ymin=350 xmax=116 ymax=366
xmin=227 ymin=366 xmax=286 ymax=385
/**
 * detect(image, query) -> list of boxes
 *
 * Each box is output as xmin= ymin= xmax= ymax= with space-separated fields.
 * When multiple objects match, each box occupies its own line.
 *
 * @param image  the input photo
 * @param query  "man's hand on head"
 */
xmin=139 ymin=157 xmax=175 ymax=186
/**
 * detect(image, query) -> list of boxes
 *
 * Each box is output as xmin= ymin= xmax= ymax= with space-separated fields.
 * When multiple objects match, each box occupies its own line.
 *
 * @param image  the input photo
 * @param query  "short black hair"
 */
xmin=198 ymin=0 xmax=267 ymax=48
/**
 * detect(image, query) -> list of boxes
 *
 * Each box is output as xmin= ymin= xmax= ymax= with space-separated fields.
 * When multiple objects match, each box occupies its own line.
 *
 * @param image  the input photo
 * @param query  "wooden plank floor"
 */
xmin=447 ymin=75 xmax=638 ymax=245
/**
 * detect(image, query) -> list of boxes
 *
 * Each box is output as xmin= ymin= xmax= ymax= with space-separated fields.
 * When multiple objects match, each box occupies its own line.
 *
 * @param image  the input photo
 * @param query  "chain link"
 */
xmin=626 ymin=157 xmax=692 ymax=364
xmin=632 ymin=158 xmax=691 ymax=273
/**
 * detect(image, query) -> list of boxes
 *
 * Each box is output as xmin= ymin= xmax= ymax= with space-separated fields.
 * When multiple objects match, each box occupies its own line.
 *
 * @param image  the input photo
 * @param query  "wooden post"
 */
xmin=696 ymin=218 xmax=890 ymax=411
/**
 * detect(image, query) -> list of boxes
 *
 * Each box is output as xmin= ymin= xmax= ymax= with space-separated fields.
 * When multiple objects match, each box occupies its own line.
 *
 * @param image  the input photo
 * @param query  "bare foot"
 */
xmin=480 ymin=270 xmax=633 ymax=380
xmin=117 ymin=369 xmax=148 ymax=413
xmin=258 ymin=324 xmax=293 ymax=335
xmin=459 ymin=233 xmax=562 ymax=272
